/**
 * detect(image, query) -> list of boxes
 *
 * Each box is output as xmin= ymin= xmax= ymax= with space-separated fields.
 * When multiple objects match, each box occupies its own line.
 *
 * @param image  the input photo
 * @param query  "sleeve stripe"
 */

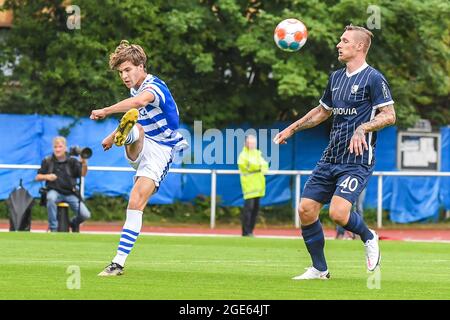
xmin=145 ymin=89 xmax=163 ymax=107
xmin=319 ymin=99 xmax=332 ymax=110
xmin=143 ymin=84 xmax=166 ymax=103
xmin=372 ymin=100 xmax=394 ymax=109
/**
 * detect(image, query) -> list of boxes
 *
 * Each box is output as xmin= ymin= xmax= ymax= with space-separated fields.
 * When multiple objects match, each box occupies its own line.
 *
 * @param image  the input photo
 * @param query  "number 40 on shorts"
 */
xmin=339 ymin=176 xmax=359 ymax=193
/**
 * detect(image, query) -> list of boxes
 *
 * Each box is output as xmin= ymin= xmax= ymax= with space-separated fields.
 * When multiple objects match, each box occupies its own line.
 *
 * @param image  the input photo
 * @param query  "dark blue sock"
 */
xmin=301 ymin=220 xmax=327 ymax=272
xmin=343 ymin=211 xmax=374 ymax=243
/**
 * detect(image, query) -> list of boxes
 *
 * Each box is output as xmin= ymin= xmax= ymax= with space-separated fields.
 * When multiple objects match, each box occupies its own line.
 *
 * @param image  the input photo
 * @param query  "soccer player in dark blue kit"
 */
xmin=274 ymin=25 xmax=396 ymax=279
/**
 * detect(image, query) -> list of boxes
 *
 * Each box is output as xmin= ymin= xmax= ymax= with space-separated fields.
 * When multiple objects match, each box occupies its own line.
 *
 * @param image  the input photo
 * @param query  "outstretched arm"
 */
xmin=349 ymin=105 xmax=396 ymax=156
xmin=273 ymin=105 xmax=332 ymax=144
xmin=90 ymin=91 xmax=154 ymax=120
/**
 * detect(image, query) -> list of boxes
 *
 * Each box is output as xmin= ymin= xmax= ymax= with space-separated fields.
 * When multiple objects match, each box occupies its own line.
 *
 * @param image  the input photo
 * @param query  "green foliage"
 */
xmin=0 ymin=0 xmax=448 ymax=128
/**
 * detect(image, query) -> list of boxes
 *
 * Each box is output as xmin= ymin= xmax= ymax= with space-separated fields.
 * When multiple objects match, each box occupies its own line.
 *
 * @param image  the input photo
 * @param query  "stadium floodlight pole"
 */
xmin=210 ymin=170 xmax=217 ymax=229
xmin=377 ymin=175 xmax=383 ymax=229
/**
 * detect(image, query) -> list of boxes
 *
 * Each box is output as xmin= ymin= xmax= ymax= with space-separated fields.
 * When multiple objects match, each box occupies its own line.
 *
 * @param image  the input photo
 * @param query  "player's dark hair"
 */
xmin=109 ymin=40 xmax=147 ymax=71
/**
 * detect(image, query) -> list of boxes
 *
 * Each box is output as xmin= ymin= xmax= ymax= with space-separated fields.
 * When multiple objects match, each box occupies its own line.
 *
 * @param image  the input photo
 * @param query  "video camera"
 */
xmin=69 ymin=146 xmax=92 ymax=159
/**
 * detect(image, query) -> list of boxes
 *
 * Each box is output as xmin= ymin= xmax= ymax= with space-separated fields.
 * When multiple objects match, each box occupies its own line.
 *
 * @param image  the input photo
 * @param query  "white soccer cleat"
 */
xmin=292 ymin=267 xmax=330 ymax=280
xmin=364 ymin=229 xmax=381 ymax=271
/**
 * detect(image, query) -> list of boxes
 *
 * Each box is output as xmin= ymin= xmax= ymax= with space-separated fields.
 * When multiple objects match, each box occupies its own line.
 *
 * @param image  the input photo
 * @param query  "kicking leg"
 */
xmin=124 ymin=124 xmax=144 ymax=161
xmin=101 ymin=109 xmax=140 ymax=152
xmin=114 ymin=108 xmax=139 ymax=147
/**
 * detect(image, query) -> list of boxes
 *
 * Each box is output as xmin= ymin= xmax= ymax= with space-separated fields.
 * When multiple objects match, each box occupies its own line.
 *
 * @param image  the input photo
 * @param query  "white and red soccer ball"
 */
xmin=274 ymin=18 xmax=308 ymax=52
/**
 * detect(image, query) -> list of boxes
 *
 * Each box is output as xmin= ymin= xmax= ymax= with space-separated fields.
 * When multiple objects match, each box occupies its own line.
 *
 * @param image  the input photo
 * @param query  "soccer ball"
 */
xmin=274 ymin=18 xmax=308 ymax=52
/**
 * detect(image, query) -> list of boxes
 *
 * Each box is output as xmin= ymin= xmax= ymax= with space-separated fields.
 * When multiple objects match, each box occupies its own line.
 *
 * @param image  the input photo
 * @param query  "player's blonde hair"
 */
xmin=109 ymin=40 xmax=147 ymax=70
xmin=345 ymin=25 xmax=373 ymax=53
xmin=53 ymin=136 xmax=67 ymax=146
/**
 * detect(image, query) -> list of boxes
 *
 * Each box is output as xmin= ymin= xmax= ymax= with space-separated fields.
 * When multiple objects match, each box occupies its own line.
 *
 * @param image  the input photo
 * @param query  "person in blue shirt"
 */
xmin=90 ymin=40 xmax=188 ymax=276
xmin=274 ymin=25 xmax=396 ymax=280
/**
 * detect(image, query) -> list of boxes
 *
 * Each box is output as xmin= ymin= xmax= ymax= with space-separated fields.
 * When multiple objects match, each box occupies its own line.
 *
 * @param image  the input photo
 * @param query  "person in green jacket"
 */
xmin=238 ymin=135 xmax=269 ymax=237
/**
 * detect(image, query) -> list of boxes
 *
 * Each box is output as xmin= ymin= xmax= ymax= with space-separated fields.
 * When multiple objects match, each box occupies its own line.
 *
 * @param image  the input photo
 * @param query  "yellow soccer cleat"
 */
xmin=114 ymin=108 xmax=139 ymax=147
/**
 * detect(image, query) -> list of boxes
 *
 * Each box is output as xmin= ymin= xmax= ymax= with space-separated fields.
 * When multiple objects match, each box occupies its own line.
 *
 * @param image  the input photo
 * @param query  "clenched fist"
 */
xmin=90 ymin=108 xmax=107 ymax=120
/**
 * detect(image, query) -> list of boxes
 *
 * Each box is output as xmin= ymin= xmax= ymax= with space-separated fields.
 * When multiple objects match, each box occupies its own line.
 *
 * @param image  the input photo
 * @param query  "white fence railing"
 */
xmin=1 ymin=164 xmax=449 ymax=229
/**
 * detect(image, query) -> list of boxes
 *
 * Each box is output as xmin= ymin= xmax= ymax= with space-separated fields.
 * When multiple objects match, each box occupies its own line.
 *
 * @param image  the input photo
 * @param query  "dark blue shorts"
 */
xmin=302 ymin=161 xmax=374 ymax=204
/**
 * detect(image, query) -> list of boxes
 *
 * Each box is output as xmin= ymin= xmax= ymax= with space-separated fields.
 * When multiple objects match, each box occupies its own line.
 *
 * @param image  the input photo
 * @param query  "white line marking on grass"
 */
xmin=4 ymin=259 xmax=108 ymax=264
xmin=1 ymin=229 xmax=300 ymax=239
xmin=403 ymin=239 xmax=450 ymax=244
xmin=1 ymin=228 xmax=450 ymax=243
xmin=0 ymin=229 xmax=48 ymax=233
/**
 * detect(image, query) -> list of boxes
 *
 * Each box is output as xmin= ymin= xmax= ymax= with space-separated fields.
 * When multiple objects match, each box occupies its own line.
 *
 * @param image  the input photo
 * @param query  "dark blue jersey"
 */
xmin=319 ymin=63 xmax=394 ymax=166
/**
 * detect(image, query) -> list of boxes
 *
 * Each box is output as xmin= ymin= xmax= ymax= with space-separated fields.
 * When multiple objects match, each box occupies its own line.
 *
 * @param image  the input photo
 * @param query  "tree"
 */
xmin=0 ymin=0 xmax=448 ymax=128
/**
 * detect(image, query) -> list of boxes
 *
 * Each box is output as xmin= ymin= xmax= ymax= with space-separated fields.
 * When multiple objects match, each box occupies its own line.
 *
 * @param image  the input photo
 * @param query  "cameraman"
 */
xmin=35 ymin=136 xmax=91 ymax=232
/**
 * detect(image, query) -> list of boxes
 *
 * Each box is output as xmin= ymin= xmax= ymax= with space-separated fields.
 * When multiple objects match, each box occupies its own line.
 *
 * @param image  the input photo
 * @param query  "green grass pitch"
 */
xmin=1 ymin=232 xmax=449 ymax=300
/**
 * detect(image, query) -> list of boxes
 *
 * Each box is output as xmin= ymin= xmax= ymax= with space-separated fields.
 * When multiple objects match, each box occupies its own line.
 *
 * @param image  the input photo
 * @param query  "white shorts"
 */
xmin=124 ymin=137 xmax=173 ymax=187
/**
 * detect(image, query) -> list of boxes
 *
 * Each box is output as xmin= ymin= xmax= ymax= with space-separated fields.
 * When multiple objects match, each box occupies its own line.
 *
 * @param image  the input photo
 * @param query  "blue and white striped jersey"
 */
xmin=319 ymin=63 xmax=394 ymax=166
xmin=131 ymin=74 xmax=187 ymax=151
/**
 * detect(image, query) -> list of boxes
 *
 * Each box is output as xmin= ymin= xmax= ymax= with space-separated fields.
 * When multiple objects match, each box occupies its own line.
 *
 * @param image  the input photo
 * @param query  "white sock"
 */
xmin=112 ymin=209 xmax=143 ymax=267
xmin=124 ymin=125 xmax=139 ymax=145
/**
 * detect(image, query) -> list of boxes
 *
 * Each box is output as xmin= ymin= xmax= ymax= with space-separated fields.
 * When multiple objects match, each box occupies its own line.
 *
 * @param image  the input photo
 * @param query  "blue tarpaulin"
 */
xmin=0 ymin=114 xmax=449 ymax=223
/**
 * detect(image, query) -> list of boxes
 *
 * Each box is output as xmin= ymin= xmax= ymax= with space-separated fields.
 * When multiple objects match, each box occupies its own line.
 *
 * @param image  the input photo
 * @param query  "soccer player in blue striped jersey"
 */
xmin=90 ymin=40 xmax=188 ymax=276
xmin=274 ymin=25 xmax=396 ymax=280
